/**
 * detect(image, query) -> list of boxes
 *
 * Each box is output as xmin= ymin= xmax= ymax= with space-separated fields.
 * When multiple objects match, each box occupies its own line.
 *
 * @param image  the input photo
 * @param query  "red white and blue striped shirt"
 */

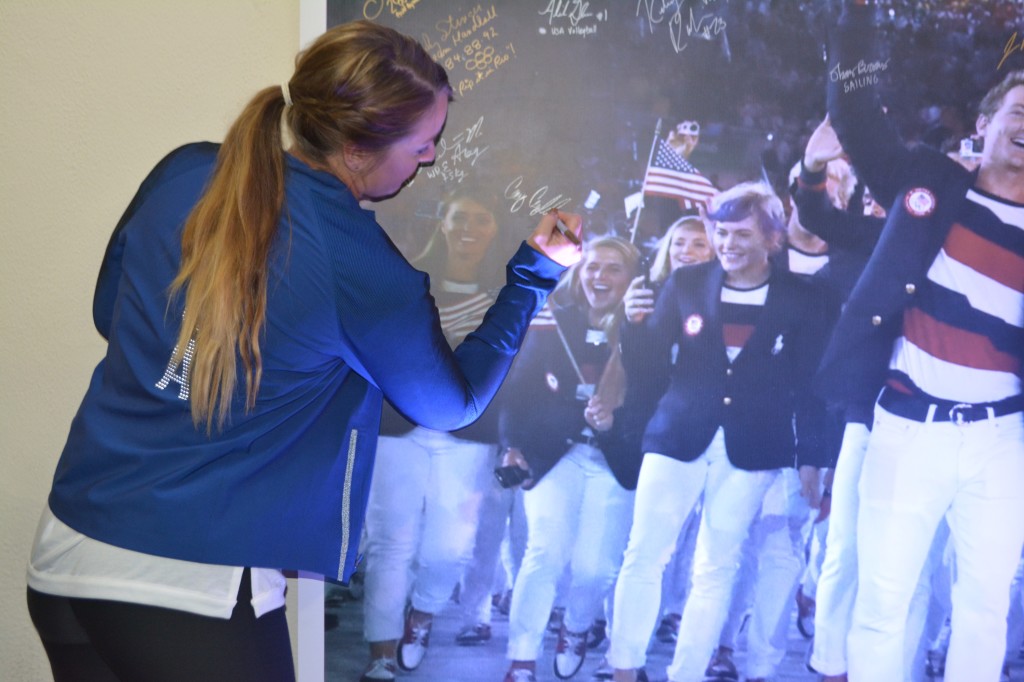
xmin=887 ymin=188 xmax=1024 ymax=403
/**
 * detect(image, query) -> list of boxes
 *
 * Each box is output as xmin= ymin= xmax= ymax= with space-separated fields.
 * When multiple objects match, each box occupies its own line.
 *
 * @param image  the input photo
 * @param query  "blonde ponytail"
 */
xmin=169 ymin=87 xmax=287 ymax=431
xmin=169 ymin=20 xmax=450 ymax=431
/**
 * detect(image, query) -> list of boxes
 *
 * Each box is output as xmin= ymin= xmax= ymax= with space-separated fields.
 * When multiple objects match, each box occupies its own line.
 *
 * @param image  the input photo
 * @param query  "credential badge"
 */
xmin=684 ymin=314 xmax=704 ymax=336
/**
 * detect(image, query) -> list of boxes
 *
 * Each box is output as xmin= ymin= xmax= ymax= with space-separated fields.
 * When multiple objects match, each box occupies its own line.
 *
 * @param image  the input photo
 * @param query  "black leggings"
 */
xmin=27 ymin=570 xmax=295 ymax=681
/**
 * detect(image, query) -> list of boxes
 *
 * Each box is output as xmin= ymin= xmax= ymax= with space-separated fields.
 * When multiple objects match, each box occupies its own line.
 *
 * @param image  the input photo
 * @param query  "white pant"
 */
xmin=801 ymin=498 xmax=830 ymax=601
xmin=459 ymin=473 xmax=514 ymax=626
xmin=506 ymin=444 xmax=633 ymax=661
xmin=607 ymin=429 xmax=776 ymax=679
xmin=907 ymin=519 xmax=953 ymax=682
xmin=1006 ymin=553 xmax=1024 ymax=667
xmin=502 ymin=487 xmax=528 ymax=591
xmin=362 ymin=428 xmax=495 ymax=642
xmin=810 ymin=422 xmax=871 ymax=675
xmin=735 ymin=468 xmax=812 ymax=679
xmin=660 ymin=503 xmax=701 ymax=619
xmin=848 ymin=406 xmax=1024 ymax=682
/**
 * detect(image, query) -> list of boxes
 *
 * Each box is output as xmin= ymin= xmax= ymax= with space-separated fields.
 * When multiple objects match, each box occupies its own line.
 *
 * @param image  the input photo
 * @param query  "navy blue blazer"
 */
xmin=500 ymin=303 xmax=641 ymax=489
xmin=621 ymin=260 xmax=832 ymax=471
xmin=816 ymin=5 xmax=980 ymax=409
xmin=793 ymin=165 xmax=882 ymax=426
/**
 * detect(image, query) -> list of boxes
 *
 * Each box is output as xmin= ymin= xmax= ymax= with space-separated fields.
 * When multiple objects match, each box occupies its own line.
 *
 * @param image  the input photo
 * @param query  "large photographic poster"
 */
xmin=317 ymin=0 xmax=1022 ymax=678
xmin=328 ymin=0 xmax=829 ymax=250
xmin=321 ymin=1 xmax=1019 ymax=250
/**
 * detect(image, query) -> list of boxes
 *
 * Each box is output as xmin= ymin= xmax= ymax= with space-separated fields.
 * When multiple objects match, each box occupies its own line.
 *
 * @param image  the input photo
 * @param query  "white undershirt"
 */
xmin=27 ymin=505 xmax=286 ymax=619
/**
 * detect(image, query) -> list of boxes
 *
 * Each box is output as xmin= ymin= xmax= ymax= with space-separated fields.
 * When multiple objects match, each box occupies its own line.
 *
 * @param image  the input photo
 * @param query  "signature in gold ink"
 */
xmin=999 ymin=32 xmax=1021 ymax=71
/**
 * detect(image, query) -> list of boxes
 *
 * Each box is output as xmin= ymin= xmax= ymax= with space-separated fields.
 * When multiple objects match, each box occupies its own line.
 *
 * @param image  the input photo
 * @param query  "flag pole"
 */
xmin=629 ymin=117 xmax=663 ymax=245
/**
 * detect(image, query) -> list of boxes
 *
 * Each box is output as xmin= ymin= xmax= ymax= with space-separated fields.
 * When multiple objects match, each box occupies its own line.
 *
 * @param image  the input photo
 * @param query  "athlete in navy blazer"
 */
xmin=823 ymin=5 xmax=1024 ymax=681
xmin=816 ymin=7 xmax=988 ymax=406
xmin=607 ymin=182 xmax=834 ymax=682
xmin=622 ymin=258 xmax=832 ymax=472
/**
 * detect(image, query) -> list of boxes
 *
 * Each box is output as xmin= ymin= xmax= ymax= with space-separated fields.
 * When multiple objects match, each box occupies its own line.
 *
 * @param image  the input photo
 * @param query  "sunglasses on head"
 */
xmin=676 ymin=121 xmax=700 ymax=136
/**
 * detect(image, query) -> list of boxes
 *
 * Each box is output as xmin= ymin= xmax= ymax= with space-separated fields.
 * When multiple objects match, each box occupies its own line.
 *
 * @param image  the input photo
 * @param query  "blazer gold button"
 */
xmin=726 ymin=368 xmax=733 ymax=376
xmin=871 ymin=315 xmax=882 ymax=326
xmin=723 ymin=397 xmax=732 ymax=406
xmin=905 ymin=283 xmax=916 ymax=294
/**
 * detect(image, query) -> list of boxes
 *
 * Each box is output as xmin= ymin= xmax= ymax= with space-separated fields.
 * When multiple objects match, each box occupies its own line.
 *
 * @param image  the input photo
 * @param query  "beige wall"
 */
xmin=0 ymin=2 xmax=299 ymax=677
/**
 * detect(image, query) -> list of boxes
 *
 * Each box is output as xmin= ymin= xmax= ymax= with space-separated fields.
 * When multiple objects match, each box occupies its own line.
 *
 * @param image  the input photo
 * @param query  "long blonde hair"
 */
xmin=555 ymin=236 xmax=641 ymax=341
xmin=649 ymin=217 xmax=708 ymax=283
xmin=170 ymin=20 xmax=451 ymax=430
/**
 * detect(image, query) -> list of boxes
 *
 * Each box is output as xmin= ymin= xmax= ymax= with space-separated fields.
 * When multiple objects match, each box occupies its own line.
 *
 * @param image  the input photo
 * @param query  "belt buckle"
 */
xmin=948 ymin=403 xmax=976 ymax=425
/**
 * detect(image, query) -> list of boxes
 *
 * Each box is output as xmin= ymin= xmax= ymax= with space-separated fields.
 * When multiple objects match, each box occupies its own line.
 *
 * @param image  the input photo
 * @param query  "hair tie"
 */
xmin=281 ymin=82 xmax=293 ymax=107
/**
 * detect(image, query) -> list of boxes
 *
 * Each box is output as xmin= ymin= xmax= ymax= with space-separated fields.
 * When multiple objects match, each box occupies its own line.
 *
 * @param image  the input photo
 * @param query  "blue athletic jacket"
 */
xmin=49 ymin=143 xmax=564 ymax=581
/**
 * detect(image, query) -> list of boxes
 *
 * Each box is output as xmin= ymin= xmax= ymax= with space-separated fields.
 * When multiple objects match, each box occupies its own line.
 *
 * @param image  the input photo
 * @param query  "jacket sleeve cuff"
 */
xmin=798 ymin=163 xmax=828 ymax=190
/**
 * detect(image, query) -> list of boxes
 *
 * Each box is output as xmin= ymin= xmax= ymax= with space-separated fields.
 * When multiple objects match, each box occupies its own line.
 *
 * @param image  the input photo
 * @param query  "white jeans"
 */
xmin=459 ymin=474 xmax=514 ymax=627
xmin=362 ymin=428 xmax=495 ymax=642
xmin=607 ymin=429 xmax=776 ymax=679
xmin=737 ymin=468 xmax=811 ymax=679
xmin=660 ymin=503 xmax=701 ymax=619
xmin=506 ymin=444 xmax=633 ymax=661
xmin=501 ymin=487 xmax=528 ymax=592
xmin=810 ymin=422 xmax=871 ymax=675
xmin=907 ymin=519 xmax=953 ymax=682
xmin=848 ymin=406 xmax=1024 ymax=682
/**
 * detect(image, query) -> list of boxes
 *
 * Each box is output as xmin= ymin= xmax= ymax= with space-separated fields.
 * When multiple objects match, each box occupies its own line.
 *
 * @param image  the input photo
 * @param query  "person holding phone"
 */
xmin=499 ymin=237 xmax=640 ymax=682
xmin=606 ymin=182 xmax=831 ymax=682
xmin=25 ymin=20 xmax=581 ymax=681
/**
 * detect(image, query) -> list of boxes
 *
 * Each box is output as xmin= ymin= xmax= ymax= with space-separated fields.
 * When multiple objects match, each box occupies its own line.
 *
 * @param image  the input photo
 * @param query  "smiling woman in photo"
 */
xmin=498 ymin=237 xmax=641 ymax=682
xmin=359 ymin=185 xmax=520 ymax=682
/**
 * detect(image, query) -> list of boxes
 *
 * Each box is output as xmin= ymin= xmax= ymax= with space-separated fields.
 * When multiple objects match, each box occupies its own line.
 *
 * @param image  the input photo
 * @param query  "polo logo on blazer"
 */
xmin=904 ymin=187 xmax=936 ymax=217
xmin=684 ymin=314 xmax=704 ymax=336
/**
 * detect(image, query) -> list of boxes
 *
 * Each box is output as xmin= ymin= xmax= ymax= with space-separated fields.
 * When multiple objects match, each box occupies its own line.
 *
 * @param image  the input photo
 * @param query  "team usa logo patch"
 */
xmin=684 ymin=314 xmax=704 ymax=336
xmin=904 ymin=188 xmax=936 ymax=217
xmin=545 ymin=372 xmax=559 ymax=392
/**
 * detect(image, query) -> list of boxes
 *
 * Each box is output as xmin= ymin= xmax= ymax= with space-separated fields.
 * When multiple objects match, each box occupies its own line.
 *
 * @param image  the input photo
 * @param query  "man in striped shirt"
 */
xmin=817 ymin=3 xmax=1024 ymax=681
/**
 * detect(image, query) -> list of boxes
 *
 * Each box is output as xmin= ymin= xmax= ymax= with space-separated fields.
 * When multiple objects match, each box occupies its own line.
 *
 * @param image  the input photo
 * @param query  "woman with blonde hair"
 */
xmin=26 ymin=20 xmax=580 ymax=680
xmin=499 ymin=237 xmax=641 ymax=682
xmin=647 ymin=216 xmax=714 ymax=284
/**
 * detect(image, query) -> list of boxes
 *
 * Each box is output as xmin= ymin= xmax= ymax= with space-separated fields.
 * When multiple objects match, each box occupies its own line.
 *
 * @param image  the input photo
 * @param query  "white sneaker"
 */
xmin=359 ymin=657 xmax=397 ymax=682
xmin=554 ymin=625 xmax=588 ymax=679
xmin=397 ymin=610 xmax=432 ymax=671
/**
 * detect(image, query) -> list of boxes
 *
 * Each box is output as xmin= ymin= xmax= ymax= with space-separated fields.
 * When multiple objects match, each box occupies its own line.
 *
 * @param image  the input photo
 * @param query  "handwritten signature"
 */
xmin=424 ymin=117 xmax=490 ymax=184
xmin=829 ymin=59 xmax=891 ymax=82
xmin=436 ymin=4 xmax=498 ymax=45
xmin=363 ymin=0 xmax=421 ymax=21
xmin=637 ymin=0 xmax=726 ymax=54
xmin=999 ymin=32 xmax=1021 ymax=71
xmin=437 ymin=116 xmax=490 ymax=167
xmin=671 ymin=7 xmax=726 ymax=52
xmin=505 ymin=176 xmax=572 ymax=216
xmin=540 ymin=0 xmax=593 ymax=27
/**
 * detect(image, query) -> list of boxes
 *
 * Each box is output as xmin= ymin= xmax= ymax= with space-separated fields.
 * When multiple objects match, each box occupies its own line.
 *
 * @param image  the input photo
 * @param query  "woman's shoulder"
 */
xmin=152 ymin=142 xmax=220 ymax=180
xmin=126 ymin=143 xmax=220 ymax=207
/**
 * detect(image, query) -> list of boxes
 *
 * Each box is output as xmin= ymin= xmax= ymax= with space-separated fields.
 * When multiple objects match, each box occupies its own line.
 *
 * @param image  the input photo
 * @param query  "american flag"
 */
xmin=643 ymin=139 xmax=717 ymax=210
